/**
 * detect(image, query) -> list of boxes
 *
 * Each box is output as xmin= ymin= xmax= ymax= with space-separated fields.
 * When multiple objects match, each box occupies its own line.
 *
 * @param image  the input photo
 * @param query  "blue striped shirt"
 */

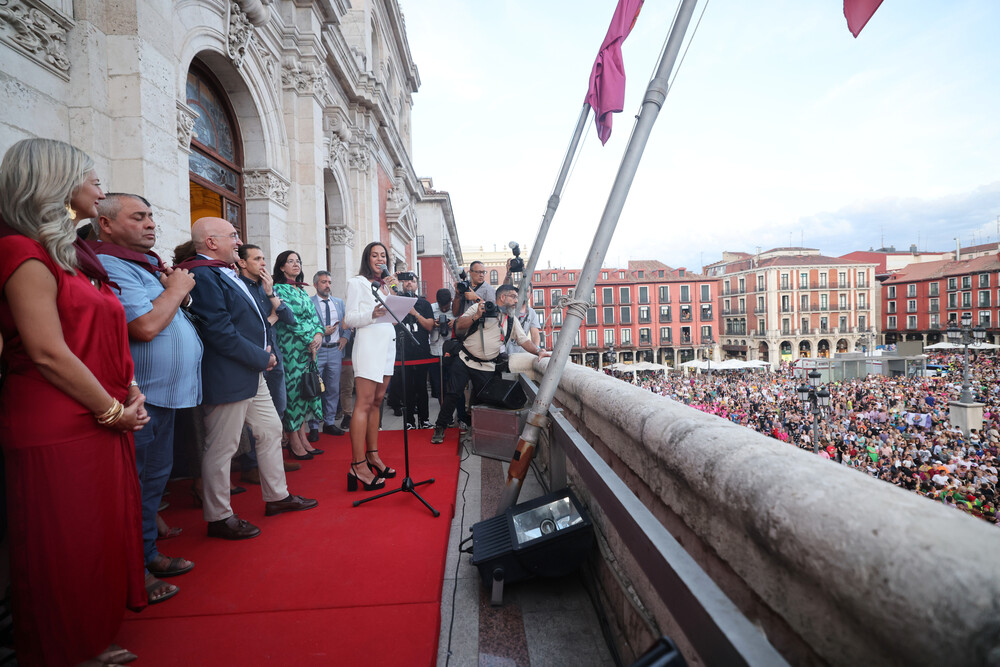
xmin=99 ymin=254 xmax=203 ymax=409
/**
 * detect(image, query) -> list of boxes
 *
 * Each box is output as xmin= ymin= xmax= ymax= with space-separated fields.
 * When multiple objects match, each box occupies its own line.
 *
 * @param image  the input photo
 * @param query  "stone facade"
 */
xmin=0 ymin=0 xmax=438 ymax=297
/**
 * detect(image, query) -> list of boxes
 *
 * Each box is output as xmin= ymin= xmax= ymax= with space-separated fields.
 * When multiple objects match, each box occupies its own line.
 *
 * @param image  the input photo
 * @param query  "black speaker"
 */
xmin=475 ymin=377 xmax=527 ymax=410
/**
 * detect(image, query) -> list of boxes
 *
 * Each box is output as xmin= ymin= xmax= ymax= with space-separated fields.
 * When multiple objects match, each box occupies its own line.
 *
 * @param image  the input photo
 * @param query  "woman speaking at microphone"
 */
xmin=343 ymin=241 xmax=397 ymax=491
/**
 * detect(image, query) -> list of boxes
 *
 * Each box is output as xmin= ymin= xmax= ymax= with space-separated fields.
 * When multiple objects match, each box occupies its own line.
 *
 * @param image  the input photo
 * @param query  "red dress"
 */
xmin=0 ymin=235 xmax=146 ymax=666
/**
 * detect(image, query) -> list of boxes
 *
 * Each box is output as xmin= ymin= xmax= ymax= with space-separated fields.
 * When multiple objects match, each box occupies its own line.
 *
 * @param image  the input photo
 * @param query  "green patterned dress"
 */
xmin=273 ymin=283 xmax=325 ymax=431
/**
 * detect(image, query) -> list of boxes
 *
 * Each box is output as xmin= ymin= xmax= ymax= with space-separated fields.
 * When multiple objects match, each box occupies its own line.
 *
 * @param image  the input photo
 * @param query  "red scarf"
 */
xmin=174 ymin=256 xmax=236 ymax=271
xmin=86 ymin=240 xmax=167 ymax=276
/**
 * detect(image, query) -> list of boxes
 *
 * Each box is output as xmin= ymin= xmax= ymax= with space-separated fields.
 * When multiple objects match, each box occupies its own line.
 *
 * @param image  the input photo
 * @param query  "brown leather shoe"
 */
xmin=240 ymin=468 xmax=261 ymax=485
xmin=265 ymin=494 xmax=319 ymax=516
xmin=283 ymin=460 xmax=301 ymax=472
xmin=206 ymin=514 xmax=261 ymax=540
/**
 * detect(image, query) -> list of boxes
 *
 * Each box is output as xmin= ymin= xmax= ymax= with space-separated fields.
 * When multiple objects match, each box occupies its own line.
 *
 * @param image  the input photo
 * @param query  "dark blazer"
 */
xmin=241 ymin=274 xmax=296 ymax=364
xmin=188 ymin=265 xmax=271 ymax=405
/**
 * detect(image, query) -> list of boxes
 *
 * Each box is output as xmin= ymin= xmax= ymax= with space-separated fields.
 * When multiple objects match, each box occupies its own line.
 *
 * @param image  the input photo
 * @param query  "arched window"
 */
xmin=490 ymin=269 xmax=499 ymax=285
xmin=186 ymin=62 xmax=245 ymax=235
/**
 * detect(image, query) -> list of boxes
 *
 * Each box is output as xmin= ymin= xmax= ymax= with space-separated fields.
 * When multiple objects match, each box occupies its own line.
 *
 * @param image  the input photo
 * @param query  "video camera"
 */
xmin=396 ymin=271 xmax=417 ymax=297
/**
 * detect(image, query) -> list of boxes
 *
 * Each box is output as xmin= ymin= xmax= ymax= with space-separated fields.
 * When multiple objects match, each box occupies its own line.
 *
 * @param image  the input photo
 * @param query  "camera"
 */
xmin=435 ymin=314 xmax=451 ymax=337
xmin=508 ymin=241 xmax=524 ymax=275
xmin=455 ymin=269 xmax=471 ymax=295
xmin=481 ymin=300 xmax=499 ymax=318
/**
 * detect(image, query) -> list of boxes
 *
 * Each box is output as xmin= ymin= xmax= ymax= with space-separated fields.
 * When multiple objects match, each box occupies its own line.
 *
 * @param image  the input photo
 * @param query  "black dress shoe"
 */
xmin=322 ymin=424 xmax=346 ymax=436
xmin=206 ymin=514 xmax=261 ymax=540
xmin=340 ymin=414 xmax=351 ymax=430
xmin=265 ymin=494 xmax=319 ymax=516
xmin=307 ymin=427 xmax=319 ymax=443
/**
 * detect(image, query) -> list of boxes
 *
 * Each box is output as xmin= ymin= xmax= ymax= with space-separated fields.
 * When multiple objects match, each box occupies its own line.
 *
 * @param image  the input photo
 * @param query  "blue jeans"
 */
xmin=133 ymin=403 xmax=175 ymax=565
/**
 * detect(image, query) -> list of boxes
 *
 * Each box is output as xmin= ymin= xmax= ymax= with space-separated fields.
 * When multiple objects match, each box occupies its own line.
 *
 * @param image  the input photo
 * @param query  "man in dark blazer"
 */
xmin=308 ymin=270 xmax=349 ymax=440
xmin=184 ymin=217 xmax=317 ymax=540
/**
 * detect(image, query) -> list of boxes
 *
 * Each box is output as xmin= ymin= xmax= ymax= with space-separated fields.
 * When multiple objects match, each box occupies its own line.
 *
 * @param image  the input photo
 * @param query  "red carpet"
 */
xmin=115 ymin=428 xmax=461 ymax=666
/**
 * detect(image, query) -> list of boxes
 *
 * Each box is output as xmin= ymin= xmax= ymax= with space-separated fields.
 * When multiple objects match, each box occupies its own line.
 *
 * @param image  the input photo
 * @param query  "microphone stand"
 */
xmin=354 ymin=283 xmax=439 ymax=517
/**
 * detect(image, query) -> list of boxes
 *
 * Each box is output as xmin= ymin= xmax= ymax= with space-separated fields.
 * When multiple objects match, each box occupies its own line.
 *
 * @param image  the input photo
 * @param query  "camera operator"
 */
xmin=386 ymin=272 xmax=435 ymax=429
xmin=431 ymin=284 xmax=550 ymax=444
xmin=506 ymin=299 xmax=541 ymax=355
xmin=452 ymin=261 xmax=495 ymax=317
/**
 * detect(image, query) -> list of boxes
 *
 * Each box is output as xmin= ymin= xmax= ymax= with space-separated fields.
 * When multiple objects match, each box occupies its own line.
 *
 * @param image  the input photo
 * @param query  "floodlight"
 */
xmin=471 ymin=488 xmax=593 ymax=605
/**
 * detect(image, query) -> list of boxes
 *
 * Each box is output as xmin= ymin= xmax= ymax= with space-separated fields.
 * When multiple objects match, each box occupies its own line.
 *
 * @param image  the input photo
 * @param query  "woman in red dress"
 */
xmin=0 ymin=139 xmax=150 ymax=666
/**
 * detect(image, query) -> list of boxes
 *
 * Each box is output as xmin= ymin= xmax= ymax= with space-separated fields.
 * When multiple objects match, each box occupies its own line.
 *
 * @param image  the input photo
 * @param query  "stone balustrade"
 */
xmin=511 ymin=355 xmax=1000 ymax=666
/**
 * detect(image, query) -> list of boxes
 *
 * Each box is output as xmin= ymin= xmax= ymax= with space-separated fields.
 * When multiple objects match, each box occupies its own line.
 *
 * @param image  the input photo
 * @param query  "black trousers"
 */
xmin=435 ymin=359 xmax=492 ymax=428
xmin=403 ymin=362 xmax=429 ymax=426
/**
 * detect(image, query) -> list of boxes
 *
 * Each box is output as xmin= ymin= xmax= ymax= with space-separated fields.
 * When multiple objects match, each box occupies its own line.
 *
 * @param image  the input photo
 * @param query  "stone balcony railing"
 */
xmin=510 ymin=355 xmax=1000 ymax=666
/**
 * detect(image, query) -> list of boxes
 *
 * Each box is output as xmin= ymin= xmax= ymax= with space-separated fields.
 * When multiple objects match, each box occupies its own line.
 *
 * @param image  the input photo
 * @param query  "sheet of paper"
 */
xmin=375 ymin=294 xmax=417 ymax=324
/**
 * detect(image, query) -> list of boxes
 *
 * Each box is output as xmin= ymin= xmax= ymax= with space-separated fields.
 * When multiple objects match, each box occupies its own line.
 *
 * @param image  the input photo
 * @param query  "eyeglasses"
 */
xmin=209 ymin=232 xmax=241 ymax=240
xmin=470 ymin=269 xmax=486 ymax=274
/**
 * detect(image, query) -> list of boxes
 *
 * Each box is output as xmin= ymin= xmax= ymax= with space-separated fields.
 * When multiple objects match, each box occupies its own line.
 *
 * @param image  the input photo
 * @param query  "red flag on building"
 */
xmin=584 ymin=0 xmax=644 ymax=145
xmin=844 ymin=0 xmax=884 ymax=37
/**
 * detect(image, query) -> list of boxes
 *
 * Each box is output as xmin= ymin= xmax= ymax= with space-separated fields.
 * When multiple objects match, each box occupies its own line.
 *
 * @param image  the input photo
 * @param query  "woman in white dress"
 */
xmin=343 ymin=241 xmax=396 ymax=490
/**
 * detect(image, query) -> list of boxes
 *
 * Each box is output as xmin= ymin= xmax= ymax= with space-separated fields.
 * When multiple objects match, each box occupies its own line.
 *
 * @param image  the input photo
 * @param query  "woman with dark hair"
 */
xmin=0 ymin=138 xmax=148 ymax=665
xmin=343 ymin=241 xmax=396 ymax=490
xmin=272 ymin=250 xmax=325 ymax=460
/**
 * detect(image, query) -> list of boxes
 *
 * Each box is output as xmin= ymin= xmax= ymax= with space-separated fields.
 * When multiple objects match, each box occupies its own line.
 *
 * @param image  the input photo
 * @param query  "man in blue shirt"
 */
xmin=94 ymin=193 xmax=202 ymax=604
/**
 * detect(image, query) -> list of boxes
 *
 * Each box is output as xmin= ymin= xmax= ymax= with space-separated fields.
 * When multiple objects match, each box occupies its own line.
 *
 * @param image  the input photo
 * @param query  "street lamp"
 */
xmin=703 ymin=334 xmax=715 ymax=377
xmin=946 ymin=312 xmax=986 ymax=404
xmin=797 ymin=369 xmax=831 ymax=454
xmin=603 ymin=344 xmax=615 ymax=368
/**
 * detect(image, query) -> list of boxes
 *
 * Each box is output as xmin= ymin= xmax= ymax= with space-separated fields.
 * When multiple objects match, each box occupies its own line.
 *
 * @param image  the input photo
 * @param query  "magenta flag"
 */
xmin=584 ymin=0 xmax=644 ymax=145
xmin=844 ymin=0 xmax=884 ymax=37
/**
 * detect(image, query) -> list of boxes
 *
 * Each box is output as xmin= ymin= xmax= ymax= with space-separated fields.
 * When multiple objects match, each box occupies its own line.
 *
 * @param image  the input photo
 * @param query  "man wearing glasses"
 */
xmin=183 ymin=218 xmax=318 ymax=541
xmin=452 ymin=260 xmax=496 ymax=317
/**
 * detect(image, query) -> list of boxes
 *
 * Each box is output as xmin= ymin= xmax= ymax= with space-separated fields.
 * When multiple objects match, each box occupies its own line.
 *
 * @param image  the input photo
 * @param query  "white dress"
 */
xmin=344 ymin=274 xmax=396 ymax=382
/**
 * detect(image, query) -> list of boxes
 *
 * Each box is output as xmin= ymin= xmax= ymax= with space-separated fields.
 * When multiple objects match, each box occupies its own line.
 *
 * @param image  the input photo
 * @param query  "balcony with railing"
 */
xmin=754 ymin=306 xmax=767 ymax=314
xmin=679 ymin=335 xmax=692 ymax=344
xmin=496 ymin=360 xmax=999 ymax=667
xmin=659 ymin=335 xmax=672 ymax=345
xmin=721 ymin=308 xmax=746 ymax=316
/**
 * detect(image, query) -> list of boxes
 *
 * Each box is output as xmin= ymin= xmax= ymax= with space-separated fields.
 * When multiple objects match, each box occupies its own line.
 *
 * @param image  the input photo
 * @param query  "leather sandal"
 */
xmin=366 ymin=448 xmax=396 ymax=479
xmin=146 ymin=553 xmax=194 ymax=577
xmin=144 ymin=573 xmax=178 ymax=605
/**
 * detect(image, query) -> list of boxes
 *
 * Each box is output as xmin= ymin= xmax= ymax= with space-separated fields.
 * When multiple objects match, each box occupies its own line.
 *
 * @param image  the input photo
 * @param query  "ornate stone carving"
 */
xmin=280 ymin=58 xmax=327 ymax=98
xmin=386 ymin=185 xmax=405 ymax=211
xmin=349 ymin=145 xmax=370 ymax=173
xmin=328 ymin=225 xmax=355 ymax=248
xmin=244 ymin=169 xmax=289 ymax=208
xmin=176 ymin=100 xmax=199 ymax=152
xmin=323 ymin=133 xmax=346 ymax=169
xmin=0 ymin=0 xmax=71 ymax=79
xmin=252 ymin=39 xmax=278 ymax=93
xmin=236 ymin=0 xmax=270 ymax=26
xmin=227 ymin=0 xmax=254 ymax=69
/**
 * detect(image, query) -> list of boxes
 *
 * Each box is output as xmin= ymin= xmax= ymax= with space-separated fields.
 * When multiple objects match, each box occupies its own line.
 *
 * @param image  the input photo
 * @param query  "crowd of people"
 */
xmin=607 ymin=352 xmax=1000 ymax=525
xmin=0 ymin=137 xmax=554 ymax=665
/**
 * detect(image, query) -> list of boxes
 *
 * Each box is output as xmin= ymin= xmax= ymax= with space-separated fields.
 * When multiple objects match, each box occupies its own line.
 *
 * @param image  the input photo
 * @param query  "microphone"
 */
xmin=377 ymin=264 xmax=400 ymax=294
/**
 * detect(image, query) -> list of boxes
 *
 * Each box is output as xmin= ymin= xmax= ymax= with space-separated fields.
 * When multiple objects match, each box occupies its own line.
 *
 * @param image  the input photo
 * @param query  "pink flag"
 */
xmin=844 ymin=0 xmax=884 ymax=37
xmin=584 ymin=0 xmax=644 ymax=145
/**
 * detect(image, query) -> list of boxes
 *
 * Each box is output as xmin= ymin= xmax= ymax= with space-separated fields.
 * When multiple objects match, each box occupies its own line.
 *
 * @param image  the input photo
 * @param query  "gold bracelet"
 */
xmin=128 ymin=380 xmax=139 ymax=389
xmin=95 ymin=399 xmax=124 ymax=426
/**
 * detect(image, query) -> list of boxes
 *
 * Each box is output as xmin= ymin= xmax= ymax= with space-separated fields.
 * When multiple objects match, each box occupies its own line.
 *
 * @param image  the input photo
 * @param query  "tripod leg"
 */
xmin=408 ymin=486 xmax=440 ymax=517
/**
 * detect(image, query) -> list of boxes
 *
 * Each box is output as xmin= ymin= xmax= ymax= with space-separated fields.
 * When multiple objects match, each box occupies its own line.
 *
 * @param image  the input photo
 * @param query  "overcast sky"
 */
xmin=403 ymin=0 xmax=1000 ymax=273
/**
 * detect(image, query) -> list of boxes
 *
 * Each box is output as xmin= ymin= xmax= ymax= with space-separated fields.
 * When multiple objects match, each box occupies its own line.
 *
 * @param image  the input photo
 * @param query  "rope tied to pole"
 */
xmin=557 ymin=294 xmax=591 ymax=321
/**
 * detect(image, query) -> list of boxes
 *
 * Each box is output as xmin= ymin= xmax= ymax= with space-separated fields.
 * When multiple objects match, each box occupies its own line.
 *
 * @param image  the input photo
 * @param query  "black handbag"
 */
xmin=302 ymin=359 xmax=324 ymax=398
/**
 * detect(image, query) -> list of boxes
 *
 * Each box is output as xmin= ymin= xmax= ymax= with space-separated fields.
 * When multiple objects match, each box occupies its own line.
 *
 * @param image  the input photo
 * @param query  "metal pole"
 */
xmin=812 ymin=400 xmax=819 ymax=454
xmin=516 ymin=105 xmax=592 ymax=314
xmin=961 ymin=340 xmax=973 ymax=403
xmin=498 ymin=0 xmax=700 ymax=514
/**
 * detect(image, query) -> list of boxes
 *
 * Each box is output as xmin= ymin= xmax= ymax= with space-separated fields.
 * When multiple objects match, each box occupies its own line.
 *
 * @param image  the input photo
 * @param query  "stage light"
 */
xmin=471 ymin=488 xmax=594 ymax=605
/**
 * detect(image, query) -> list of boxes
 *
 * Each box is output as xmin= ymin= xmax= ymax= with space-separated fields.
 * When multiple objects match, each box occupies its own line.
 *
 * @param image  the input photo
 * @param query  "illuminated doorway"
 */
xmin=186 ymin=62 xmax=245 ymax=235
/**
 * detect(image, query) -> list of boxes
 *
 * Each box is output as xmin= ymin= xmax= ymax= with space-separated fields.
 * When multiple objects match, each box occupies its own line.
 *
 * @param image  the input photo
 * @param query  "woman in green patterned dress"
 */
xmin=272 ymin=250 xmax=325 ymax=459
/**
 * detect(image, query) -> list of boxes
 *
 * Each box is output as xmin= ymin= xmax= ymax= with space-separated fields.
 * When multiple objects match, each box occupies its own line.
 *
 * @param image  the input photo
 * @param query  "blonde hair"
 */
xmin=0 ymin=138 xmax=95 ymax=272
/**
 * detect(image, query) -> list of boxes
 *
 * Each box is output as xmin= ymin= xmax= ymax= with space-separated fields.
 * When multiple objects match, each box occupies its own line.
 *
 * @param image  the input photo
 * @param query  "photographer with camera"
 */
xmin=430 ymin=284 xmax=550 ymax=444
xmin=452 ymin=261 xmax=495 ymax=317
xmin=385 ymin=272 xmax=435 ymax=429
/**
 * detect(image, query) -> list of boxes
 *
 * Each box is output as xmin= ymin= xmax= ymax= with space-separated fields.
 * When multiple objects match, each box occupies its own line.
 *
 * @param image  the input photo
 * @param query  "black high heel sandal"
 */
xmin=366 ymin=449 xmax=396 ymax=479
xmin=348 ymin=461 xmax=386 ymax=492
